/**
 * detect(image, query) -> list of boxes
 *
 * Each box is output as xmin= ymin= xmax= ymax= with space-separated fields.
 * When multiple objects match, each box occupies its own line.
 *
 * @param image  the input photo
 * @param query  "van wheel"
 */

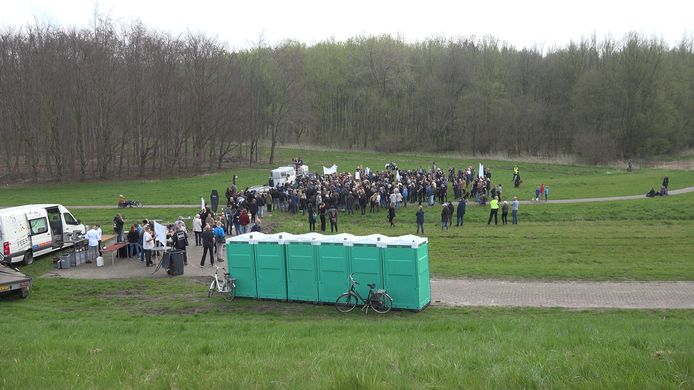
xmin=19 ymin=288 xmax=29 ymax=299
xmin=23 ymin=252 xmax=33 ymax=265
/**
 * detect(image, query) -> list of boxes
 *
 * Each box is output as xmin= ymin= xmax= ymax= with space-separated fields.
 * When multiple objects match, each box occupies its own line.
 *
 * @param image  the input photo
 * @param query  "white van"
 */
xmin=0 ymin=204 xmax=85 ymax=265
xmin=270 ymin=166 xmax=297 ymax=187
xmin=269 ymin=165 xmax=309 ymax=187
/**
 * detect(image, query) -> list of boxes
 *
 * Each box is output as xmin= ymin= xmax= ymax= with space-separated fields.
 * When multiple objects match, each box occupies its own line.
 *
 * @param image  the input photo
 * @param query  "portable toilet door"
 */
xmin=226 ymin=234 xmax=259 ymax=299
xmin=316 ymin=234 xmax=352 ymax=303
xmin=382 ymin=235 xmax=431 ymax=310
xmin=285 ymin=233 xmax=322 ymax=302
xmin=254 ymin=233 xmax=289 ymax=301
xmin=350 ymin=234 xmax=387 ymax=300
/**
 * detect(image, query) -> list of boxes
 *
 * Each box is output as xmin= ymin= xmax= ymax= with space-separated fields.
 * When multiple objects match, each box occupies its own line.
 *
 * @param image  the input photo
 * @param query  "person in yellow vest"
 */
xmin=487 ymin=196 xmax=499 ymax=225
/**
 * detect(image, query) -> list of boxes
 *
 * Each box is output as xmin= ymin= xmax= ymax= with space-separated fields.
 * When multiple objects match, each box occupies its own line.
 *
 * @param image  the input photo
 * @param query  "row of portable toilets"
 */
xmin=226 ymin=232 xmax=431 ymax=311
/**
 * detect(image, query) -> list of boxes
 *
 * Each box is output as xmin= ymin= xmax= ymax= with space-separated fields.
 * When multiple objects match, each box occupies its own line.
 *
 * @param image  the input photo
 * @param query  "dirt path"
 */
xmin=61 ymin=186 xmax=694 ymax=209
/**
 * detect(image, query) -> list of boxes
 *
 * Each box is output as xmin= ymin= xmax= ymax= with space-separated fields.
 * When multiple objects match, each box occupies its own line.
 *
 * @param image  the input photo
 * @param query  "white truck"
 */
xmin=269 ymin=165 xmax=308 ymax=187
xmin=0 ymin=204 xmax=85 ymax=265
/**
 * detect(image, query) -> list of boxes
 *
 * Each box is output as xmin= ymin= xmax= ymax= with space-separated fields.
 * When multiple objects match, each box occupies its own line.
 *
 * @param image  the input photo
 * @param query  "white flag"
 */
xmin=479 ymin=163 xmax=484 ymax=178
xmin=323 ymin=164 xmax=338 ymax=175
xmin=395 ymin=170 xmax=401 ymax=182
xmin=355 ymin=170 xmax=360 ymax=180
xmin=201 ymin=197 xmax=205 ymax=211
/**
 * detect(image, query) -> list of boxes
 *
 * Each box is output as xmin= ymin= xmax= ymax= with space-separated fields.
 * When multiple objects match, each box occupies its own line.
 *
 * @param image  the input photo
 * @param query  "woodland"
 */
xmin=1 ymin=18 xmax=693 ymax=180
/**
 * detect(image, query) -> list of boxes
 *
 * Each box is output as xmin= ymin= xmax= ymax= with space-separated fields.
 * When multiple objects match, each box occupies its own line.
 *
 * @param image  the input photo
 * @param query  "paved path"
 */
xmin=53 ymin=186 xmax=694 ymax=209
xmin=430 ymin=278 xmax=694 ymax=309
xmin=42 ymin=245 xmax=694 ymax=309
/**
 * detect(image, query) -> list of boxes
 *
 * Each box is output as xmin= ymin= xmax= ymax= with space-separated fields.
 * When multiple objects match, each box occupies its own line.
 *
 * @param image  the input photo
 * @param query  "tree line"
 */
xmin=1 ymin=18 xmax=693 ymax=181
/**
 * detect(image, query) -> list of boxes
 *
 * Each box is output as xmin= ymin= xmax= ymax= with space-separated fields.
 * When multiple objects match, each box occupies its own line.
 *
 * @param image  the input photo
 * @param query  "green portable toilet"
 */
xmin=317 ymin=233 xmax=354 ymax=303
xmin=350 ymin=234 xmax=388 ymax=299
xmin=226 ymin=233 xmax=261 ymax=298
xmin=254 ymin=233 xmax=292 ymax=301
xmin=383 ymin=235 xmax=431 ymax=311
xmin=285 ymin=232 xmax=323 ymax=302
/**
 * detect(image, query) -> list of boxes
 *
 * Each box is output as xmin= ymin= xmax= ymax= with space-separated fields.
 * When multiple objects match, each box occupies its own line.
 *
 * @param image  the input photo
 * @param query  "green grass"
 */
xmin=3 ymin=148 xmax=694 ymax=388
xmin=16 ymin=192 xmax=694 ymax=281
xmin=0 ymin=147 xmax=692 ymax=206
xmin=2 ymin=277 xmax=692 ymax=389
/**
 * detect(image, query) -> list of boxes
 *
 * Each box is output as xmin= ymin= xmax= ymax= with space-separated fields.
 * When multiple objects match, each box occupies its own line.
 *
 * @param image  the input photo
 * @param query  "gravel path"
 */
xmin=42 ymin=245 xmax=694 ymax=309
xmin=430 ymin=278 xmax=694 ymax=309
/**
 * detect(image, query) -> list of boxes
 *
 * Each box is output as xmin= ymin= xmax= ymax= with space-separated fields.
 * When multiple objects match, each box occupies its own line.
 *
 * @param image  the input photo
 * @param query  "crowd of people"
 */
xmin=217 ymin=160 xmax=533 ymax=236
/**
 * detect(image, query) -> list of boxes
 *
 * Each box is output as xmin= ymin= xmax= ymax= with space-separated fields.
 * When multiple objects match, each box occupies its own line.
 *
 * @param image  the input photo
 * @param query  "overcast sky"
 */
xmin=2 ymin=0 xmax=691 ymax=50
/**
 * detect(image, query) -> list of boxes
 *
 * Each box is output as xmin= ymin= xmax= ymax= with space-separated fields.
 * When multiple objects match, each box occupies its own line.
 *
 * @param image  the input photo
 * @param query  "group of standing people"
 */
xmin=486 ymin=196 xmax=520 ymax=225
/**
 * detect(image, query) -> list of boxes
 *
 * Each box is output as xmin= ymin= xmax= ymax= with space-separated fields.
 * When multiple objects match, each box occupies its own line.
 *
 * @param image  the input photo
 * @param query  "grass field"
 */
xmin=2 ymin=277 xmax=693 ymax=389
xmin=55 ymin=192 xmax=694 ymax=281
xmin=2 ymin=148 xmax=693 ymax=388
xmin=1 ymin=147 xmax=693 ymax=206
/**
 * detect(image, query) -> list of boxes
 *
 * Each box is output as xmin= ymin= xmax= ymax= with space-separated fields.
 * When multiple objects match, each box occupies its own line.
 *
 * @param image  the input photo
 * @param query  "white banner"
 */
xmin=201 ymin=197 xmax=205 ymax=211
xmin=323 ymin=164 xmax=338 ymax=175
xmin=153 ymin=221 xmax=168 ymax=247
xmin=355 ymin=170 xmax=360 ymax=180
xmin=478 ymin=163 xmax=484 ymax=179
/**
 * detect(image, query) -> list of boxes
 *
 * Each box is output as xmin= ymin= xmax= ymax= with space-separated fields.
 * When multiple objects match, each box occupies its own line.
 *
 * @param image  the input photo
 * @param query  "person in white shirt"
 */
xmin=192 ymin=215 xmax=203 ymax=246
xmin=85 ymin=226 xmax=100 ymax=263
xmin=96 ymin=224 xmax=103 ymax=256
xmin=142 ymin=226 xmax=155 ymax=267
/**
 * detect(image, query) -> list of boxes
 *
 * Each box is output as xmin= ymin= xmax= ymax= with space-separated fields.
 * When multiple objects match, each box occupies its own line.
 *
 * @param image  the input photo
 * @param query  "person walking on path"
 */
xmin=142 ymin=226 xmax=154 ymax=267
xmin=501 ymin=201 xmax=509 ymax=225
xmin=511 ymin=196 xmax=520 ymax=224
xmin=456 ymin=198 xmax=466 ymax=227
xmin=388 ymin=203 xmax=396 ymax=227
xmin=213 ymin=221 xmax=226 ymax=262
xmin=328 ymin=205 xmax=339 ymax=233
xmin=441 ymin=204 xmax=450 ymax=230
xmin=192 ymin=214 xmax=202 ymax=246
xmin=416 ymin=206 xmax=425 ymax=234
xmin=200 ymin=225 xmax=215 ymax=267
xmin=488 ymin=196 xmax=499 ymax=225
xmin=539 ymin=184 xmax=546 ymax=201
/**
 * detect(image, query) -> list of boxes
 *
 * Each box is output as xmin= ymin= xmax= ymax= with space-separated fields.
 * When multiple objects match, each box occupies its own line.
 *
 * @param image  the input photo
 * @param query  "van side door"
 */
xmin=26 ymin=210 xmax=54 ymax=255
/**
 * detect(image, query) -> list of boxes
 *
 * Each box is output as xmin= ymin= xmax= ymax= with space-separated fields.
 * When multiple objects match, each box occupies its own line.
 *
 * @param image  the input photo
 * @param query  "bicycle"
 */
xmin=118 ymin=200 xmax=142 ymax=208
xmin=207 ymin=265 xmax=236 ymax=301
xmin=335 ymin=273 xmax=393 ymax=314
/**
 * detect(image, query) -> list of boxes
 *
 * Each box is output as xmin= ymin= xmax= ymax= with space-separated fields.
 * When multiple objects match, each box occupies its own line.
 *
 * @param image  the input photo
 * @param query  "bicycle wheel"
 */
xmin=371 ymin=293 xmax=393 ymax=314
xmin=335 ymin=293 xmax=357 ymax=313
xmin=208 ymin=280 xmax=216 ymax=298
xmin=224 ymin=280 xmax=236 ymax=302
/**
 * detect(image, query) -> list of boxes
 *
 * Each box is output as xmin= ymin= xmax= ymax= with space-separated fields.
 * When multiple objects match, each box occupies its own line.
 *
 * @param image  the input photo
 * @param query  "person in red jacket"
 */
xmin=239 ymin=208 xmax=251 ymax=234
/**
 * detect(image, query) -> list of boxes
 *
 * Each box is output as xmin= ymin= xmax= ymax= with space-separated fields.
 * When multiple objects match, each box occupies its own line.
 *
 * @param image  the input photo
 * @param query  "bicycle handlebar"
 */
xmin=349 ymin=273 xmax=359 ymax=285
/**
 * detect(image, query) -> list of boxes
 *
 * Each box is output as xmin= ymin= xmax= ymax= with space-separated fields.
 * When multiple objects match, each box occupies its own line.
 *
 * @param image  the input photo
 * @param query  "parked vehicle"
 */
xmin=268 ymin=165 xmax=309 ymax=187
xmin=0 ymin=264 xmax=31 ymax=298
xmin=335 ymin=273 xmax=393 ymax=314
xmin=0 ymin=204 xmax=85 ymax=265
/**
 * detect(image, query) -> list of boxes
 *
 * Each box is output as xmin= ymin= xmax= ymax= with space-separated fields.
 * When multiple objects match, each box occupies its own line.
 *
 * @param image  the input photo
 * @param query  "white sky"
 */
xmin=1 ymin=0 xmax=691 ymax=50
